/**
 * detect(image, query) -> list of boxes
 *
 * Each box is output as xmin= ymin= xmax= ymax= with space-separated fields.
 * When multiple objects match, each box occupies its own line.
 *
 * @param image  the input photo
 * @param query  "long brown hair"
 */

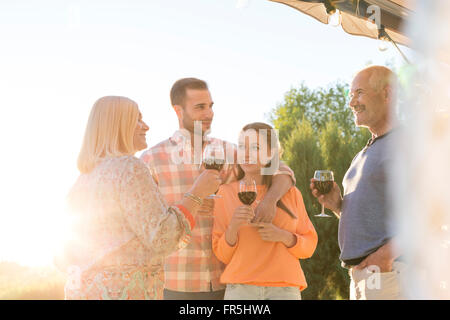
xmin=236 ymin=122 xmax=296 ymax=219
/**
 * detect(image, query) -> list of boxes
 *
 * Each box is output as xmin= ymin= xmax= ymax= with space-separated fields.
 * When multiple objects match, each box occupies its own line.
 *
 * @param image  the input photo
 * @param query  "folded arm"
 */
xmin=254 ymin=161 xmax=295 ymax=223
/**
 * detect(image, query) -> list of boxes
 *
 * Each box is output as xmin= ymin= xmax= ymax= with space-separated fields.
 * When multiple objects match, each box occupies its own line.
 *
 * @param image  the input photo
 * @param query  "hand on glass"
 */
xmin=309 ymin=178 xmax=342 ymax=217
xmin=202 ymin=143 xmax=225 ymax=199
xmin=189 ymin=170 xmax=222 ymax=199
xmin=229 ymin=205 xmax=255 ymax=230
xmin=225 ymin=205 xmax=255 ymax=246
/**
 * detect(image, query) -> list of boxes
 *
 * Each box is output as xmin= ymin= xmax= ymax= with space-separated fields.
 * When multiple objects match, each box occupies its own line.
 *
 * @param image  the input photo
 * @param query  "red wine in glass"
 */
xmin=204 ymin=159 xmax=224 ymax=172
xmin=238 ymin=191 xmax=257 ymax=205
xmin=238 ymin=179 xmax=257 ymax=224
xmin=238 ymin=179 xmax=257 ymax=205
xmin=203 ymin=143 xmax=225 ymax=199
xmin=313 ymin=170 xmax=334 ymax=218
xmin=314 ymin=180 xmax=334 ymax=195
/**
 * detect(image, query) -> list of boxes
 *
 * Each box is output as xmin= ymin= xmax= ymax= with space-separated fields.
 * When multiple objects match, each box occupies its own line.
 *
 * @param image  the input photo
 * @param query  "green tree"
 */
xmin=283 ymin=117 xmax=323 ymax=215
xmin=270 ymin=82 xmax=360 ymax=144
xmin=271 ymin=82 xmax=370 ymax=300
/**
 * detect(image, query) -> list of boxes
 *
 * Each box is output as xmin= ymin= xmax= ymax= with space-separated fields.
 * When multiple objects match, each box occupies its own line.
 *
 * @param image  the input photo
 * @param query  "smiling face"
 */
xmin=238 ymin=130 xmax=273 ymax=175
xmin=178 ymin=89 xmax=214 ymax=135
xmin=133 ymin=110 xmax=149 ymax=151
xmin=349 ymin=67 xmax=395 ymax=135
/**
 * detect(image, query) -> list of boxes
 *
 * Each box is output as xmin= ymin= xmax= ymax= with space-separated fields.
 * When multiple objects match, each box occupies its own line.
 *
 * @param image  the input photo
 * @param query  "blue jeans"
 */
xmin=224 ymin=284 xmax=301 ymax=300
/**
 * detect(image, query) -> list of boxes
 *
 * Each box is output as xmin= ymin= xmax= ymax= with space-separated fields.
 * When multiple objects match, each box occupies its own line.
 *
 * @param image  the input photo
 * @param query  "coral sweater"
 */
xmin=212 ymin=182 xmax=318 ymax=291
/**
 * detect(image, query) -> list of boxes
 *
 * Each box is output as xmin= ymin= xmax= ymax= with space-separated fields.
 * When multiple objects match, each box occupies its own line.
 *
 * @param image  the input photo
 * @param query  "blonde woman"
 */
xmin=58 ymin=96 xmax=220 ymax=300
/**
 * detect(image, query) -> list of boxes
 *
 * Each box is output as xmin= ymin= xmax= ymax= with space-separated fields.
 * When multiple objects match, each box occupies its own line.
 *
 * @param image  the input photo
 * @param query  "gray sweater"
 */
xmin=339 ymin=130 xmax=397 ymax=263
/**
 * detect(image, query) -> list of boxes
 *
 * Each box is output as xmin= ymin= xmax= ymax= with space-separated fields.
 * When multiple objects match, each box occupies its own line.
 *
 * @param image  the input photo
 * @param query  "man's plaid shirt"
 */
xmin=140 ymin=129 xmax=295 ymax=292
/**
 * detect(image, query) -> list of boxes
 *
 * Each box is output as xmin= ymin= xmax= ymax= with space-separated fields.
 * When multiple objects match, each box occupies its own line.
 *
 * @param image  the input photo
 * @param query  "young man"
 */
xmin=141 ymin=78 xmax=295 ymax=300
xmin=310 ymin=66 xmax=404 ymax=300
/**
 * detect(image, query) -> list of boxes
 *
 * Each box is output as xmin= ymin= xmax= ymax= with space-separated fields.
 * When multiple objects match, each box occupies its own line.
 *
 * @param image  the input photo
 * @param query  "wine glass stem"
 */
xmin=321 ymin=203 xmax=325 ymax=215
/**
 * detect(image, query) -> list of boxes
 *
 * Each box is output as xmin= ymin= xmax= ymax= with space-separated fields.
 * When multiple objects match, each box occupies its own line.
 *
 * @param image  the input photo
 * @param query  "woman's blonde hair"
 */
xmin=77 ymin=96 xmax=139 ymax=173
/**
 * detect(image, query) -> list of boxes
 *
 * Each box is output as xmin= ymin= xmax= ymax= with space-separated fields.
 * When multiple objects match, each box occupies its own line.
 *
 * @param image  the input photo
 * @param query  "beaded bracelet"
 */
xmin=175 ymin=204 xmax=196 ymax=230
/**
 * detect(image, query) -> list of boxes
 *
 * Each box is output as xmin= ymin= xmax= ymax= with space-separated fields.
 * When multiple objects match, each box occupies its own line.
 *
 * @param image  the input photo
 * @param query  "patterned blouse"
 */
xmin=62 ymin=155 xmax=193 ymax=300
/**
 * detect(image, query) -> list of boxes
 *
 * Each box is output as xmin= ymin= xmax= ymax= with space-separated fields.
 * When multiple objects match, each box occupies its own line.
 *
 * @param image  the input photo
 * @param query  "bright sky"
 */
xmin=0 ymin=0 xmax=413 ymax=267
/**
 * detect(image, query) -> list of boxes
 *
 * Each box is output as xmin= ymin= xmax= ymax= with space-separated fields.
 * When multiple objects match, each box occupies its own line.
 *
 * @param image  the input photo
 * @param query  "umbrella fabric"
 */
xmin=270 ymin=0 xmax=414 ymax=47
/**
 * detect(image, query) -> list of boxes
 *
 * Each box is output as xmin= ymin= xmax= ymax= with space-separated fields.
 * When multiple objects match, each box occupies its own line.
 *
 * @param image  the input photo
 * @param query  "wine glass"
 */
xmin=238 ymin=179 xmax=257 ymax=206
xmin=238 ymin=179 xmax=257 ymax=225
xmin=203 ymin=143 xmax=225 ymax=199
xmin=313 ymin=170 xmax=334 ymax=218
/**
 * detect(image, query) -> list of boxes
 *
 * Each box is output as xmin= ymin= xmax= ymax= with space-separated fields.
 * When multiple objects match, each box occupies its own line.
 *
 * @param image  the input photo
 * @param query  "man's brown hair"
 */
xmin=170 ymin=78 xmax=209 ymax=107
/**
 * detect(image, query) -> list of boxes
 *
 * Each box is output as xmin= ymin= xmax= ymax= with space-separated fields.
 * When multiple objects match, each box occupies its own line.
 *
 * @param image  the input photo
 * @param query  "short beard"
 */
xmin=182 ymin=110 xmax=196 ymax=134
xmin=181 ymin=109 xmax=210 ymax=138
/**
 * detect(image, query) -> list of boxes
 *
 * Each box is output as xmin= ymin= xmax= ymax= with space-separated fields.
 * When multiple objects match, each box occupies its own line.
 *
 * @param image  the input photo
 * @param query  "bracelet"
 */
xmin=184 ymin=192 xmax=203 ymax=206
xmin=175 ymin=204 xmax=196 ymax=230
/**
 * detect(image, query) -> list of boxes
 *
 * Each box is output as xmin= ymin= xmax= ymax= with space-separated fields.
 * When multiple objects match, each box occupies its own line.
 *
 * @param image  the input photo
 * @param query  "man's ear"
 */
xmin=173 ymin=105 xmax=183 ymax=119
xmin=383 ymin=85 xmax=393 ymax=102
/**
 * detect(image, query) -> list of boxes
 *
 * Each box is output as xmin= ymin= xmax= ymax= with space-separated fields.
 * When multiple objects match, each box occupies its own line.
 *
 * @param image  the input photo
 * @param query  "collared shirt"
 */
xmin=140 ymin=129 xmax=295 ymax=292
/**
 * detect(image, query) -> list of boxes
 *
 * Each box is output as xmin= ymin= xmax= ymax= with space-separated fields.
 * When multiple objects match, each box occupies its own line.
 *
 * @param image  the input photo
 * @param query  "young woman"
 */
xmin=58 ymin=96 xmax=220 ymax=299
xmin=212 ymin=122 xmax=318 ymax=300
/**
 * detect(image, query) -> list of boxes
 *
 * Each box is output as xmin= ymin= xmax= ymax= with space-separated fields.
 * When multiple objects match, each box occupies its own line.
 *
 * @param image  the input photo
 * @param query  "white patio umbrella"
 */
xmin=270 ymin=0 xmax=415 ymax=61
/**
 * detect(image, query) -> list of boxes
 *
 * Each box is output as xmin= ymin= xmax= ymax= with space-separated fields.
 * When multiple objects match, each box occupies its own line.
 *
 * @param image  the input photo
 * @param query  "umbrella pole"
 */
xmin=390 ymin=39 xmax=412 ymax=65
xmin=379 ymin=25 xmax=411 ymax=65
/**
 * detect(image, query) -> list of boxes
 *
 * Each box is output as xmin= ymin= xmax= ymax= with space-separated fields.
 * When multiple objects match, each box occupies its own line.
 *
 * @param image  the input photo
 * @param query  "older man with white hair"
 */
xmin=310 ymin=65 xmax=405 ymax=300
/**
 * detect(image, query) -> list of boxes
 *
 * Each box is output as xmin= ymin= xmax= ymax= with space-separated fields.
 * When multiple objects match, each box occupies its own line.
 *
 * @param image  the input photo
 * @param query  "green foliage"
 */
xmin=270 ymin=82 xmax=361 ymax=144
xmin=270 ymin=82 xmax=371 ymax=300
xmin=283 ymin=118 xmax=322 ymax=215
